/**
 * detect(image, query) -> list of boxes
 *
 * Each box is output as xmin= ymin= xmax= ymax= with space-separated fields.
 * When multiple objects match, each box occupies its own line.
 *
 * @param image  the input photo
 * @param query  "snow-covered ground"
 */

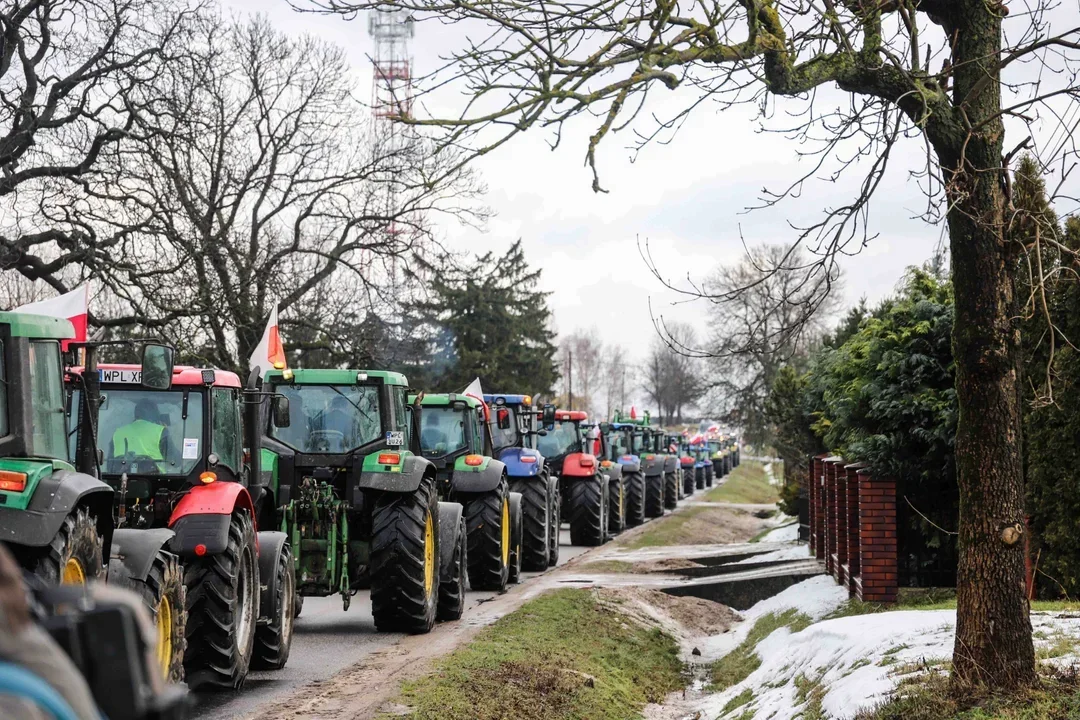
xmin=732 ymin=543 xmax=809 ymax=565
xmin=758 ymin=522 xmax=799 ymax=543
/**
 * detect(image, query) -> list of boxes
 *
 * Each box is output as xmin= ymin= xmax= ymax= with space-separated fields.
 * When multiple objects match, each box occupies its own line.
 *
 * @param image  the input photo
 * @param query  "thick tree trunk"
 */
xmin=940 ymin=1 xmax=1036 ymax=692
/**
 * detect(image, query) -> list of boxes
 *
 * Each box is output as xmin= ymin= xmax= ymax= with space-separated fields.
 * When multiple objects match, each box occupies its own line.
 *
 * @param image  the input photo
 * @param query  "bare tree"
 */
xmin=299 ymin=0 xmax=1080 ymax=688
xmin=641 ymin=323 xmax=703 ymax=423
xmin=558 ymin=329 xmax=605 ymax=415
xmin=25 ymin=13 xmax=482 ymax=370
xmin=601 ymin=346 xmax=629 ymax=420
xmin=0 ymin=0 xmax=199 ymax=289
xmin=707 ymin=244 xmax=841 ymax=448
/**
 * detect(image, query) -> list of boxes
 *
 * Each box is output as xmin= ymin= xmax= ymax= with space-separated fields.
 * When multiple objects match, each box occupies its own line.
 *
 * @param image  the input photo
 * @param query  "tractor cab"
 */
xmin=412 ymin=393 xmax=493 ymax=492
xmin=535 ymin=410 xmax=592 ymax=475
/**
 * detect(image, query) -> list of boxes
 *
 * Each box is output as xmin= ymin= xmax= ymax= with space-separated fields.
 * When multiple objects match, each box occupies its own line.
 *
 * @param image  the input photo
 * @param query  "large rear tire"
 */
xmin=34 ymin=508 xmax=104 ymax=585
xmin=683 ymin=468 xmax=695 ymax=497
xmin=664 ymin=472 xmax=679 ymax=510
xmin=128 ymin=550 xmax=186 ymax=684
xmin=252 ymin=542 xmax=295 ymax=671
xmin=547 ymin=476 xmax=561 ymax=567
xmin=568 ymin=474 xmax=606 ymax=546
xmin=512 ymin=475 xmax=550 ymax=572
xmin=607 ymin=475 xmax=625 ymax=535
xmin=371 ymin=475 xmax=440 ymax=633
xmin=184 ymin=512 xmax=259 ymax=690
xmin=695 ymin=467 xmax=706 ymax=490
xmin=624 ymin=470 xmax=646 ymax=527
xmin=645 ymin=474 xmax=665 ymax=518
xmin=705 ymin=465 xmax=715 ymax=487
xmin=437 ymin=514 xmax=466 ymax=621
xmin=508 ymin=493 xmax=524 ymax=583
xmin=464 ymin=480 xmax=510 ymax=592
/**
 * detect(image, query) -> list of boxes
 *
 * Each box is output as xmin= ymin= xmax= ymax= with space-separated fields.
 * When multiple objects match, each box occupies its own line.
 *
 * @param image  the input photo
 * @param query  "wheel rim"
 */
xmin=282 ymin=558 xmax=295 ymax=647
xmin=501 ymin=497 xmax=510 ymax=567
xmin=424 ymin=511 xmax=435 ymax=595
xmin=156 ymin=595 xmax=173 ymax=678
xmin=62 ymin=558 xmax=85 ymax=585
xmin=236 ymin=546 xmax=255 ymax=652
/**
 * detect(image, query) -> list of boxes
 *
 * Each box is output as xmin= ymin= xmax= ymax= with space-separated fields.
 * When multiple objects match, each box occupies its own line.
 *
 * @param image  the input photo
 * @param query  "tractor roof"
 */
xmin=555 ymin=410 xmax=588 ymax=422
xmin=72 ymin=364 xmax=242 ymax=388
xmin=415 ymin=393 xmax=483 ymax=409
xmin=0 ymin=311 xmax=74 ymax=340
xmin=609 ymin=422 xmax=645 ymax=431
xmin=483 ymin=393 xmax=531 ymax=407
xmin=264 ymin=368 xmax=408 ymax=386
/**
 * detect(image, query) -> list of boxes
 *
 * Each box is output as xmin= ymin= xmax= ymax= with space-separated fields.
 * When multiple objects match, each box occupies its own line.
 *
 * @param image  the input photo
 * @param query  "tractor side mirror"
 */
xmin=496 ymin=407 xmax=511 ymax=430
xmin=271 ymin=395 xmax=291 ymax=428
xmin=140 ymin=344 xmax=174 ymax=390
xmin=541 ymin=403 xmax=556 ymax=428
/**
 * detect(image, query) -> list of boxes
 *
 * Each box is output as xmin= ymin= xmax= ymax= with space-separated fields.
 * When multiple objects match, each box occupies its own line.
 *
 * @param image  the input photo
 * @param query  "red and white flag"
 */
xmin=629 ymin=406 xmax=637 ymax=420
xmin=249 ymin=304 xmax=287 ymax=375
xmin=14 ymin=285 xmax=89 ymax=349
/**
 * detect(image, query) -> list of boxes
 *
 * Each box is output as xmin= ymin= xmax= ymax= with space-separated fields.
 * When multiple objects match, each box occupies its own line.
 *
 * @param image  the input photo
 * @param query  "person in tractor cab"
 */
xmin=110 ymin=398 xmax=168 ymax=467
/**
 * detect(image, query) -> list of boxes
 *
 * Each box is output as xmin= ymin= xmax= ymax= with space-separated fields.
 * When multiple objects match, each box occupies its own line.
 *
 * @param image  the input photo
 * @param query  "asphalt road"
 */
xmin=197 ymin=528 xmax=591 ymax=720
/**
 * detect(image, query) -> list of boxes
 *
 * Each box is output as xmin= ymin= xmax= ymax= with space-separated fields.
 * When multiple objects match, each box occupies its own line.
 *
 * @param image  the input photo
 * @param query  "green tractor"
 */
xmin=649 ymin=427 xmax=680 ymax=510
xmin=413 ymin=392 xmax=523 ymax=593
xmin=0 ymin=312 xmax=115 ymax=587
xmin=610 ymin=413 xmax=665 ymax=519
xmin=259 ymin=368 xmax=465 ymax=633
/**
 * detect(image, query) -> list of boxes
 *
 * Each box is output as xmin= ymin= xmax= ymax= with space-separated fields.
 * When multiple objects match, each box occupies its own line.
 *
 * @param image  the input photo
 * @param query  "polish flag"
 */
xmin=14 ymin=285 xmax=89 ymax=350
xmin=250 ymin=304 xmax=287 ymax=375
xmin=629 ymin=406 xmax=637 ymax=420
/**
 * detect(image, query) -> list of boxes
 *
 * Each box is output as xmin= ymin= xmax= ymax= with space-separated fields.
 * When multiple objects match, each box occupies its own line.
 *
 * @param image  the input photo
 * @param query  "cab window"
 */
xmin=212 ymin=388 xmax=242 ymax=472
xmin=28 ymin=341 xmax=68 ymax=461
xmin=391 ymin=387 xmax=408 ymax=448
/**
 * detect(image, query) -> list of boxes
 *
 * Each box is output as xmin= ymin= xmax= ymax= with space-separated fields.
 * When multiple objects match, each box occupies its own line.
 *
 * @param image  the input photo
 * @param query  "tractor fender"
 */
xmin=0 ymin=470 xmax=113 ymax=548
xmin=616 ymin=455 xmax=641 ymax=474
xmin=450 ymin=458 xmax=507 ymax=494
xmin=559 ymin=453 xmax=599 ymax=479
xmin=256 ymin=531 xmax=289 ymax=624
xmin=496 ymin=447 xmax=543 ymax=477
xmin=357 ymin=454 xmax=431 ymax=494
xmin=168 ymin=481 xmax=257 ymax=558
xmin=107 ymin=528 xmax=176 ymax=587
xmin=600 ymin=462 xmax=623 ymax=482
xmin=437 ymin=501 xmax=464 ymax=583
xmin=641 ymin=456 xmax=665 ymax=477
xmin=664 ymin=456 xmax=679 ymax=473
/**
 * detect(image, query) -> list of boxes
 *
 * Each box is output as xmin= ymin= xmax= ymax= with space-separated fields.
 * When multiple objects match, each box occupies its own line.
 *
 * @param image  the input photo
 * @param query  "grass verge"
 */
xmin=710 ymin=609 xmax=812 ymax=691
xmin=620 ymin=504 xmax=764 ymax=549
xmin=384 ymin=589 xmax=684 ymax=720
xmin=704 ymin=461 xmax=779 ymax=505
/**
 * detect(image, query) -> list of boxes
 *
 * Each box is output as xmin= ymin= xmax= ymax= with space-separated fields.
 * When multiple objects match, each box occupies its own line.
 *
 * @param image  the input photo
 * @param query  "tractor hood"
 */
xmin=497 ymin=447 xmax=544 ymax=477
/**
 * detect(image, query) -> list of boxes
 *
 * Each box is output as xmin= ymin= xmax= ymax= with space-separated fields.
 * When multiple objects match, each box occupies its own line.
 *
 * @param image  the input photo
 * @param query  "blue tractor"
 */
xmin=483 ymin=393 xmax=560 ymax=570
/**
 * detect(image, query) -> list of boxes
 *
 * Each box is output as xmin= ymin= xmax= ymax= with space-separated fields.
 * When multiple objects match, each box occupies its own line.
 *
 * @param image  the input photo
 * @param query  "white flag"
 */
xmin=249 ymin=304 xmax=287 ymax=375
xmin=462 ymin=377 xmax=484 ymax=402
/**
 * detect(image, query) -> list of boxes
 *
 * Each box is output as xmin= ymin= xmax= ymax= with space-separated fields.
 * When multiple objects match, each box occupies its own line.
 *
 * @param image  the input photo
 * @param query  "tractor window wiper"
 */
xmin=328 ymin=385 xmax=376 ymax=426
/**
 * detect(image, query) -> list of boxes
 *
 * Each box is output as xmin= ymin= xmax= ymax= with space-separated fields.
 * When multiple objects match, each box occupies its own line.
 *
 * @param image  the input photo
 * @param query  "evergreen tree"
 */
xmin=410 ymin=241 xmax=559 ymax=394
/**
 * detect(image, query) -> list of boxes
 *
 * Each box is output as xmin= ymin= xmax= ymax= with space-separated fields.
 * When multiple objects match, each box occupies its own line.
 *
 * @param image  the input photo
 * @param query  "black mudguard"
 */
xmin=603 ymin=464 xmax=624 ymax=483
xmin=0 ymin=470 xmax=113 ymax=548
xmin=664 ymin=456 xmax=679 ymax=473
xmin=437 ymin=501 xmax=463 ymax=583
xmin=257 ymin=531 xmax=288 ymax=624
xmin=642 ymin=457 xmax=665 ymax=477
xmin=107 ymin=528 xmax=176 ymax=587
xmin=619 ymin=460 xmax=641 ymax=474
xmin=357 ymin=454 xmax=433 ymax=494
xmin=170 ymin=513 xmax=231 ymax=558
xmin=450 ymin=459 xmax=507 ymax=494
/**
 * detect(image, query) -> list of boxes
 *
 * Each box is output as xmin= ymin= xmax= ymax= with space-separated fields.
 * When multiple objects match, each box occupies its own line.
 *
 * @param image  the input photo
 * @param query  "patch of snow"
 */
xmin=732 ymin=544 xmax=809 ymax=565
xmin=758 ymin=522 xmax=799 ymax=543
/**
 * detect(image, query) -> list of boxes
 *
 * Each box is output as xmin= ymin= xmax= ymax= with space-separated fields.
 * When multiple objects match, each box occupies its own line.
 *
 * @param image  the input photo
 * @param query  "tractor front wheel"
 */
xmin=512 ymin=475 xmax=551 ymax=572
xmin=464 ymin=481 xmax=511 ymax=592
xmin=568 ymin=474 xmax=606 ymax=546
xmin=664 ymin=472 xmax=679 ymax=510
xmin=252 ymin=542 xmax=295 ymax=671
xmin=184 ymin=512 xmax=259 ymax=690
xmin=508 ymin=492 xmax=524 ymax=583
xmin=624 ymin=471 xmax=646 ymax=527
xmin=128 ymin=550 xmax=187 ymax=684
xmin=645 ymin=474 xmax=665 ymax=519
xmin=371 ymin=475 xmax=440 ymax=633
xmin=35 ymin=508 xmax=104 ymax=585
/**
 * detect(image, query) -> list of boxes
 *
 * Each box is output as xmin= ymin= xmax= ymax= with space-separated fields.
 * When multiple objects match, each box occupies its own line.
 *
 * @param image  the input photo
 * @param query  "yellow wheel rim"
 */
xmin=156 ymin=595 xmax=173 ymax=679
xmin=423 ymin=511 xmax=435 ymax=596
xmin=501 ymin=497 xmax=510 ymax=567
xmin=61 ymin=558 xmax=85 ymax=585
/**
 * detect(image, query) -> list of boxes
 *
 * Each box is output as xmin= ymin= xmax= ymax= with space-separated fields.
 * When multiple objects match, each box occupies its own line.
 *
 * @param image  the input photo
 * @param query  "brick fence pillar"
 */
xmin=845 ymin=463 xmax=865 ymax=595
xmin=814 ymin=456 xmax=827 ymax=559
xmin=824 ymin=457 xmax=843 ymax=577
xmin=857 ymin=470 xmax=898 ymax=603
xmin=835 ymin=465 xmax=849 ymax=585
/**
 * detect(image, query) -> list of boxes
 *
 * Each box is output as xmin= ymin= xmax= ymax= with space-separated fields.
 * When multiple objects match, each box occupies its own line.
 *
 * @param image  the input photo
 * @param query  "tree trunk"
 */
xmin=941 ymin=2 xmax=1036 ymax=691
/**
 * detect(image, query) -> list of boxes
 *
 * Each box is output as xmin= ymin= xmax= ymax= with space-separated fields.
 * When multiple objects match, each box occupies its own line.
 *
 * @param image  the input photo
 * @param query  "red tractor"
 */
xmin=68 ymin=361 xmax=294 ymax=690
xmin=537 ymin=410 xmax=609 ymax=546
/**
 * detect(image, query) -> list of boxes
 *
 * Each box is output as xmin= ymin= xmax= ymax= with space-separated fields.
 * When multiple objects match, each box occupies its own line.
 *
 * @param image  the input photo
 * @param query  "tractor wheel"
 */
xmin=664 ymin=472 xmax=679 ymax=510
xmin=683 ymin=468 xmax=695 ymax=497
xmin=294 ymin=593 xmax=304 ymax=619
xmin=705 ymin=465 xmax=715 ymax=487
xmin=252 ymin=542 xmax=295 ymax=671
xmin=568 ymin=474 xmax=606 ymax=546
xmin=547 ymin=476 xmax=561 ymax=567
xmin=695 ymin=467 xmax=706 ymax=490
xmin=129 ymin=550 xmax=187 ymax=684
xmin=34 ymin=508 xmax=104 ymax=585
xmin=624 ymin=470 xmax=646 ymax=527
xmin=464 ymin=480 xmax=510 ymax=592
xmin=607 ymin=475 xmax=625 ymax=535
xmin=511 ymin=475 xmax=550 ymax=572
xmin=508 ymin=493 xmax=524 ymax=583
xmin=645 ymin=474 xmax=665 ymax=518
xmin=184 ymin=512 xmax=259 ymax=690
xmin=371 ymin=474 xmax=440 ymax=633
xmin=437 ymin=513 xmax=467 ymax=621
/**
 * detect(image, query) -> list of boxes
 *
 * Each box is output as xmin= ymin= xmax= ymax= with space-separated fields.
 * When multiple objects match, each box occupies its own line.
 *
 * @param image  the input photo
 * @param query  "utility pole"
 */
xmin=568 ymin=350 xmax=573 ymax=410
xmin=621 ymin=368 xmax=626 ymax=411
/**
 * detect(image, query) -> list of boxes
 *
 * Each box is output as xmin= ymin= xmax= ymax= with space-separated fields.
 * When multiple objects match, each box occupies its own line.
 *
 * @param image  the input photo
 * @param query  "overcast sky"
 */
xmin=225 ymin=1 xmax=950 ymax=368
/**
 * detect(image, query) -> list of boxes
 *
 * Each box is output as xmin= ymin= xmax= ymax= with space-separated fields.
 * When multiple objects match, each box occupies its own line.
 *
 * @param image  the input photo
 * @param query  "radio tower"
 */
xmin=369 ymin=9 xmax=415 ymax=241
